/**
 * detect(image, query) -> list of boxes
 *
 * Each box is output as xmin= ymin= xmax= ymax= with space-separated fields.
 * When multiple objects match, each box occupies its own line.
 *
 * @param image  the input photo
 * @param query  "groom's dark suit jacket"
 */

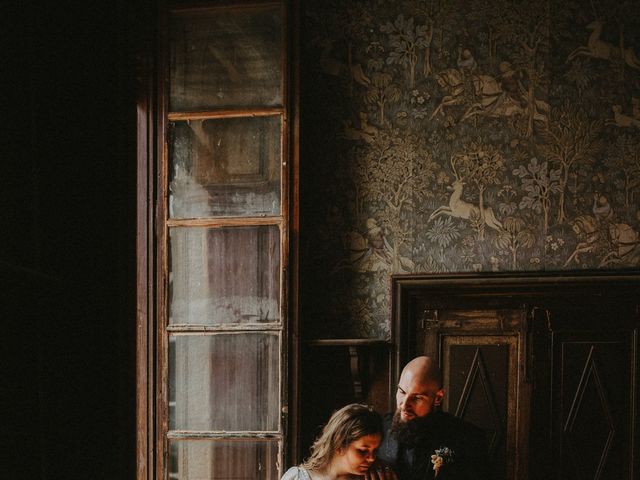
xmin=377 ymin=411 xmax=490 ymax=480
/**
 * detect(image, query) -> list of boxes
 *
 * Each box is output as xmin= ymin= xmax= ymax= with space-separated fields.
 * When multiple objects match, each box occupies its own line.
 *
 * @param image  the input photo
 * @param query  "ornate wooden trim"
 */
xmin=391 ymin=270 xmax=640 ymax=392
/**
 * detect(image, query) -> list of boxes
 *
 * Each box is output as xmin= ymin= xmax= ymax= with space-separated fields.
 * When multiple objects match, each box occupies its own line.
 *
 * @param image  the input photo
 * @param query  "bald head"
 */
xmin=402 ymin=356 xmax=442 ymax=389
xmin=396 ymin=356 xmax=444 ymax=422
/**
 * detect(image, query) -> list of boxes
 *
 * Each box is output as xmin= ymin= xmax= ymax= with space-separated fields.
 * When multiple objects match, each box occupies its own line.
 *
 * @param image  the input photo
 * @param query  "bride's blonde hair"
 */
xmin=302 ymin=403 xmax=383 ymax=470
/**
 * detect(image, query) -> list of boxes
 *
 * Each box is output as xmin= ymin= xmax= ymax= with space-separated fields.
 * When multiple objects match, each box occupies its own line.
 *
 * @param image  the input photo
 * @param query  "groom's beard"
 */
xmin=390 ymin=409 xmax=433 ymax=447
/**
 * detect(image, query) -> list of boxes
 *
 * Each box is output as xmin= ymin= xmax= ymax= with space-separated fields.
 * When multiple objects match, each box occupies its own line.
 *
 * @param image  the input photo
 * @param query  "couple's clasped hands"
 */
xmin=361 ymin=463 xmax=397 ymax=480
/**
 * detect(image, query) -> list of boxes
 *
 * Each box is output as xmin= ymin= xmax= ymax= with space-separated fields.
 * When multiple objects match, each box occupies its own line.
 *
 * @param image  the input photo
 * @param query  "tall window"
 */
xmin=143 ymin=2 xmax=291 ymax=478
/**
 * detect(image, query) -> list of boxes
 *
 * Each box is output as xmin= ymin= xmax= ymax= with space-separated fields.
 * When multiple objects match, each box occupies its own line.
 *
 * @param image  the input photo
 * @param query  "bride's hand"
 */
xmin=363 ymin=464 xmax=397 ymax=480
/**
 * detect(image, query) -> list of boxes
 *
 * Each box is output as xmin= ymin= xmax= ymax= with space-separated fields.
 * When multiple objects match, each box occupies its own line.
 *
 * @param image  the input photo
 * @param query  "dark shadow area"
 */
xmin=1 ymin=2 xmax=140 ymax=478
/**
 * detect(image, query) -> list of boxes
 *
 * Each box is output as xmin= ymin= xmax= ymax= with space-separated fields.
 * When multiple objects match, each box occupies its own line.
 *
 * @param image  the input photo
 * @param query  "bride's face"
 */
xmin=334 ymin=433 xmax=381 ymax=476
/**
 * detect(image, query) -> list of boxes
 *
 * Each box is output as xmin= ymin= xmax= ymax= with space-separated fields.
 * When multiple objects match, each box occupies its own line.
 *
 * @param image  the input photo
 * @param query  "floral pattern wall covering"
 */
xmin=300 ymin=0 xmax=640 ymax=339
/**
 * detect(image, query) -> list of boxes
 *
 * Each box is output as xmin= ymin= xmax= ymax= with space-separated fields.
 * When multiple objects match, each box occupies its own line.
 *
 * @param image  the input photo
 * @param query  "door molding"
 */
xmin=391 ymin=270 xmax=640 ymax=384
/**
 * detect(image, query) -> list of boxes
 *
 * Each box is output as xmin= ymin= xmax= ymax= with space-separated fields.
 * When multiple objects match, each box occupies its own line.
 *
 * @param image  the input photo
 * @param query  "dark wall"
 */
xmin=2 ymin=2 xmax=139 ymax=478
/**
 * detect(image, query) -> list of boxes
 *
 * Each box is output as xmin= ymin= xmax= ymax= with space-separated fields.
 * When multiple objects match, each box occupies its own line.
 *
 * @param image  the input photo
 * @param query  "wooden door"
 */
xmin=530 ymin=305 xmax=639 ymax=480
xmin=416 ymin=307 xmax=530 ymax=480
xmin=391 ymin=272 xmax=640 ymax=480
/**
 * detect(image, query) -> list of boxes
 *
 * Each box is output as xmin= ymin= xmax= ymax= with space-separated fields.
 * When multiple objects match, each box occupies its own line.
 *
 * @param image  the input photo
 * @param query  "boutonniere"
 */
xmin=430 ymin=447 xmax=455 ymax=477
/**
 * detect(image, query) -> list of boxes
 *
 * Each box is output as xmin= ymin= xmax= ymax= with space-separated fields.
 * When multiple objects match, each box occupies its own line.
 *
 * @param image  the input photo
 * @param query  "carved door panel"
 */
xmin=417 ymin=308 xmax=530 ymax=480
xmin=530 ymin=306 xmax=639 ymax=480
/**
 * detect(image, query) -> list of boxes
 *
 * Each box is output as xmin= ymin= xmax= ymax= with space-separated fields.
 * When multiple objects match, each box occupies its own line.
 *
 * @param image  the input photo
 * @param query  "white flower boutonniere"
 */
xmin=430 ymin=447 xmax=455 ymax=477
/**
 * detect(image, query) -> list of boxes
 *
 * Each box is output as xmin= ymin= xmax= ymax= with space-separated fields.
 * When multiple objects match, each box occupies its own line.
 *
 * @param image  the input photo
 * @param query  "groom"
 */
xmin=366 ymin=356 xmax=489 ymax=480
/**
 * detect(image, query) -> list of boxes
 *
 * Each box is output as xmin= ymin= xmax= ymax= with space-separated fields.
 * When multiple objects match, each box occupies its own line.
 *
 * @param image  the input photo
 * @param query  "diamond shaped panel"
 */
xmin=455 ymin=348 xmax=503 ymax=454
xmin=563 ymin=346 xmax=615 ymax=480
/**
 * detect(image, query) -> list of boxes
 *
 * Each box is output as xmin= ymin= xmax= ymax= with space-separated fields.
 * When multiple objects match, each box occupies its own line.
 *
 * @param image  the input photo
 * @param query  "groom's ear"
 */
xmin=434 ymin=388 xmax=445 ymax=407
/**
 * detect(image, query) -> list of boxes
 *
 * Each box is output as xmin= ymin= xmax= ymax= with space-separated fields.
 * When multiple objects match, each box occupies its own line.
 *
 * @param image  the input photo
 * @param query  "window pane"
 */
xmin=169 ymin=439 xmax=279 ymax=480
xmin=169 ymin=116 xmax=281 ymax=218
xmin=169 ymin=225 xmax=280 ymax=325
xmin=169 ymin=6 xmax=283 ymax=111
xmin=169 ymin=333 xmax=280 ymax=431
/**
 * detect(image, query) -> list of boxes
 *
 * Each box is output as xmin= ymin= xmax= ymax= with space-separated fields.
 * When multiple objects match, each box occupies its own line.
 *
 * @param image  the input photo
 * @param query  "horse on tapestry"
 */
xmin=431 ymin=68 xmax=549 ymax=124
xmin=564 ymin=214 xmax=640 ymax=267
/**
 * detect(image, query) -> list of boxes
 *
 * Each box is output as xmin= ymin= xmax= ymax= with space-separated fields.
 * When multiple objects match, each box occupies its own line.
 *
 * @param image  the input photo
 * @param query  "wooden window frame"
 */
xmin=136 ymin=1 xmax=300 ymax=478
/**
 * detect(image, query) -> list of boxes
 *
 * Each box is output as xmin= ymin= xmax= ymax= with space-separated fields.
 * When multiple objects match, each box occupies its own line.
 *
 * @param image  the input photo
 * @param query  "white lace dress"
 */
xmin=281 ymin=466 xmax=313 ymax=480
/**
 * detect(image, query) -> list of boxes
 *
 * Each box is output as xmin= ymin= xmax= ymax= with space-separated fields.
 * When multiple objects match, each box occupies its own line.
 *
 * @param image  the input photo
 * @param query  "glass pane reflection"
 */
xmin=169 ymin=333 xmax=280 ymax=431
xmin=169 ymin=6 xmax=283 ymax=111
xmin=169 ymin=116 xmax=281 ymax=218
xmin=169 ymin=225 xmax=280 ymax=325
xmin=169 ymin=439 xmax=279 ymax=480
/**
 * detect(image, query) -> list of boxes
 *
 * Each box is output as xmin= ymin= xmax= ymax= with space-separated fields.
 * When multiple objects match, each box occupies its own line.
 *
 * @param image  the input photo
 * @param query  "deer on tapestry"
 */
xmin=427 ymin=156 xmax=503 ymax=232
xmin=566 ymin=0 xmax=640 ymax=71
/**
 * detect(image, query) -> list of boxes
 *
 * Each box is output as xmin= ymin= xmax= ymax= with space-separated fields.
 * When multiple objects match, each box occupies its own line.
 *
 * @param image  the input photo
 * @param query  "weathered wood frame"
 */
xmin=136 ymin=1 xmax=299 ymax=478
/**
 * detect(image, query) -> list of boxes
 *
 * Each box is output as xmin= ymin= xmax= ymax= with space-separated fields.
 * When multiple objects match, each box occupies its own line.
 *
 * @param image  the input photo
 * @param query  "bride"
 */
xmin=281 ymin=404 xmax=386 ymax=479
